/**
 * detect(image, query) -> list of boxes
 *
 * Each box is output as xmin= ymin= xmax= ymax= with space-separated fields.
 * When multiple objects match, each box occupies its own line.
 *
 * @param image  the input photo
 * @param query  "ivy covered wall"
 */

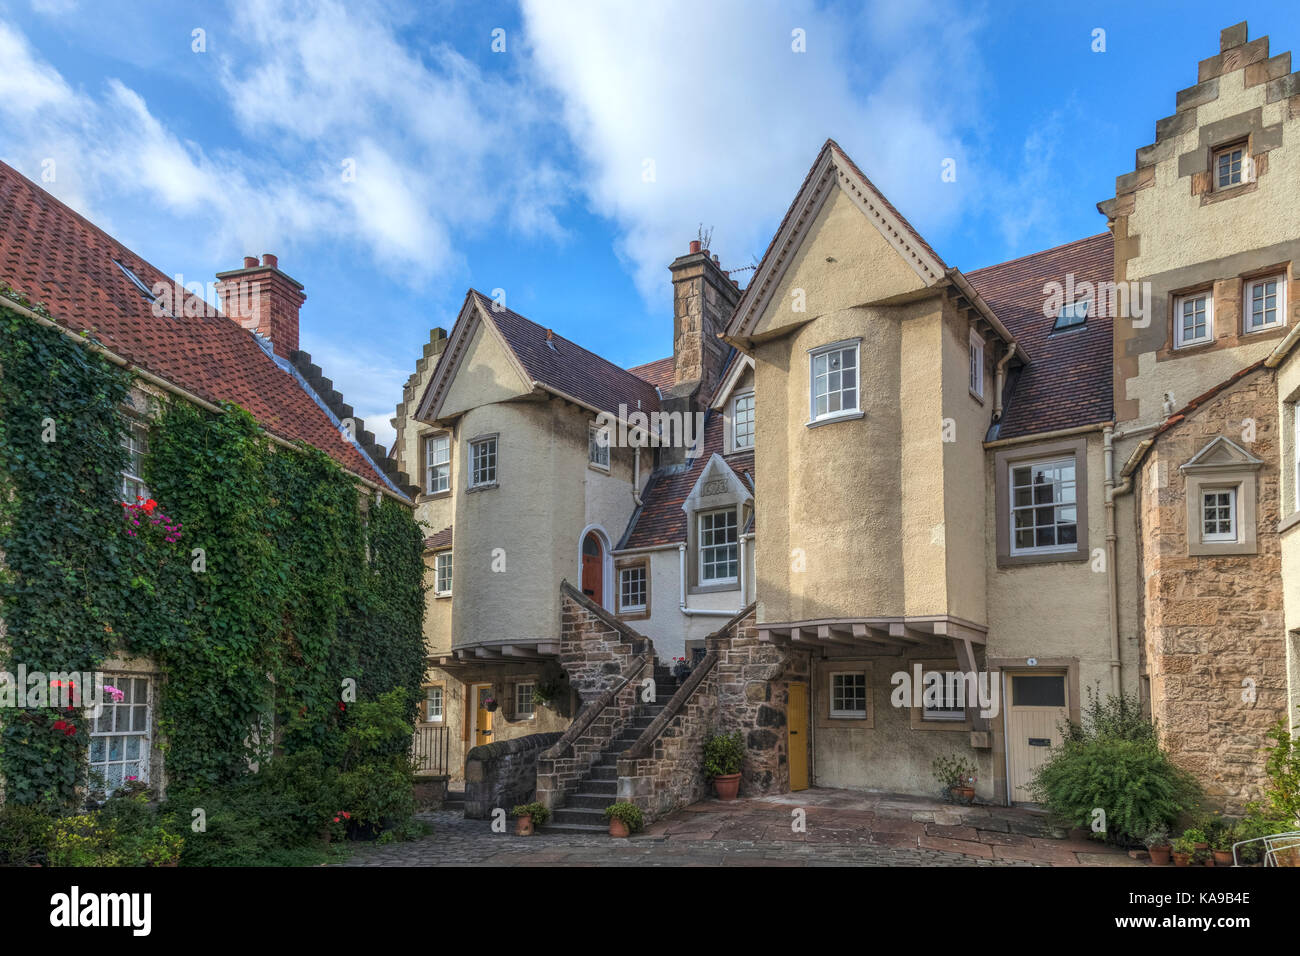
xmin=0 ymin=299 xmax=426 ymax=806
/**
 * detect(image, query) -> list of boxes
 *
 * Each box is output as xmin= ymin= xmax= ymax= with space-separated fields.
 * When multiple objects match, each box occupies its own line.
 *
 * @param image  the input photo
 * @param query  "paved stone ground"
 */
xmin=341 ymin=789 xmax=1141 ymax=867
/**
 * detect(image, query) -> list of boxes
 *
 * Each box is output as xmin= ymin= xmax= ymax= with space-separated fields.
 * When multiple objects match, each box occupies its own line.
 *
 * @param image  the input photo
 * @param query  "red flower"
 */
xmin=64 ymin=725 xmax=76 ymax=736
xmin=144 ymin=499 xmax=157 ymax=513
xmin=333 ymin=817 xmax=340 ymax=823
xmin=341 ymin=811 xmax=351 ymax=820
xmin=52 ymin=720 xmax=67 ymax=731
xmin=338 ymin=702 xmax=346 ymax=712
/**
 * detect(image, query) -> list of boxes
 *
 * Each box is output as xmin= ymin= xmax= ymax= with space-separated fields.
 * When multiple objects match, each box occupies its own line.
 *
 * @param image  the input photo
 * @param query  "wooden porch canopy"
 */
xmin=431 ymin=637 xmax=560 ymax=671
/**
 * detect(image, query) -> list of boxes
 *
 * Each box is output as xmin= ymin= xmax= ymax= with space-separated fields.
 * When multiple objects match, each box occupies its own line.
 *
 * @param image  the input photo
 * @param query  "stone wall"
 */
xmin=617 ymin=652 xmax=721 ymax=818
xmin=463 ymin=732 xmax=562 ymax=819
xmin=1136 ymin=368 xmax=1289 ymax=811
xmin=707 ymin=608 xmax=807 ymax=796
xmin=557 ymin=581 xmax=653 ymax=699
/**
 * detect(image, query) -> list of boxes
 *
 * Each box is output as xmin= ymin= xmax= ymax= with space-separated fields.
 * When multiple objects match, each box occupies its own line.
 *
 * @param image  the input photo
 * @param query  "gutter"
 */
xmin=946 ymin=269 xmax=1029 ymax=364
xmin=1 ymin=293 xmax=411 ymax=505
xmin=992 ymin=343 xmax=1018 ymax=422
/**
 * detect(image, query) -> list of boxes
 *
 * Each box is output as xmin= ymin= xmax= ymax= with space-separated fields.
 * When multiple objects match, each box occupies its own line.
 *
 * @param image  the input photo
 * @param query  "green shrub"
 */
xmin=604 ymin=802 xmax=645 ymax=833
xmin=1030 ymin=692 xmax=1200 ymax=846
xmin=339 ymin=762 xmax=415 ymax=837
xmin=1259 ymin=719 xmax=1300 ymax=825
xmin=0 ymin=803 xmax=55 ymax=865
xmin=702 ymin=731 xmax=744 ymax=778
xmin=932 ymin=754 xmax=978 ymax=790
xmin=49 ymin=814 xmax=121 ymax=867
xmin=511 ymin=802 xmax=551 ymax=825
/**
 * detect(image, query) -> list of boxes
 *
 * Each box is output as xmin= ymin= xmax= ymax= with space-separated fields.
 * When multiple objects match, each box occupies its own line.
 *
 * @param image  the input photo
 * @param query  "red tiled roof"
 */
xmin=966 ymin=233 xmax=1115 ymax=439
xmin=0 ymin=161 xmax=387 ymax=486
xmin=424 ymin=526 xmax=452 ymax=550
xmin=627 ymin=356 xmax=674 ymax=391
xmin=620 ymin=410 xmax=753 ymax=550
xmin=468 ymin=290 xmax=661 ymax=417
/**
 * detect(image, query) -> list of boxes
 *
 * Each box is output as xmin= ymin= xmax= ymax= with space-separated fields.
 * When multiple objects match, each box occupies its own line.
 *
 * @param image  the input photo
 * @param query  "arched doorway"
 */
xmin=581 ymin=531 xmax=605 ymax=607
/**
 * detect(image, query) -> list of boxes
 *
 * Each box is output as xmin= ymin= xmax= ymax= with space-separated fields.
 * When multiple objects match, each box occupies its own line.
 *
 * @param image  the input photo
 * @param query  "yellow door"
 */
xmin=788 ymin=682 xmax=809 ymax=791
xmin=1006 ymin=672 xmax=1069 ymax=803
xmin=473 ymin=685 xmax=494 ymax=747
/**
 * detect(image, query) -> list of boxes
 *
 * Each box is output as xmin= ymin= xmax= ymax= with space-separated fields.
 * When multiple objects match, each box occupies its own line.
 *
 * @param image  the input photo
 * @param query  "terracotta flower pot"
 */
xmin=1148 ymin=845 xmax=1172 ymax=865
xmin=1213 ymin=850 xmax=1233 ymax=866
xmin=713 ymin=773 xmax=741 ymax=801
xmin=1172 ymin=852 xmax=1191 ymax=867
xmin=609 ymin=817 xmax=629 ymax=838
xmin=516 ymin=816 xmax=534 ymax=836
xmin=954 ymin=786 xmax=975 ymax=803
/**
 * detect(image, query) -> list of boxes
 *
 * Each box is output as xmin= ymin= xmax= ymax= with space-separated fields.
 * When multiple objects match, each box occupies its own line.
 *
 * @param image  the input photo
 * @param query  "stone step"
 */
xmin=580 ymin=778 xmax=618 ymax=795
xmin=588 ymin=765 xmax=617 ymax=781
xmin=544 ymin=821 xmax=610 ymax=834
xmin=567 ymin=792 xmax=617 ymax=810
xmin=553 ymin=806 xmax=608 ymax=827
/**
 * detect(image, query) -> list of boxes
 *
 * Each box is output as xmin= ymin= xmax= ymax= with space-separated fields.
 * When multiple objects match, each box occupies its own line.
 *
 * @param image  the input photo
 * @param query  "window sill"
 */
xmin=997 ymin=547 xmax=1089 ymax=569
xmin=434 ymin=591 xmax=452 ymax=600
xmin=689 ymin=581 xmax=740 ymax=596
xmin=587 ymin=462 xmax=611 ymax=474
xmin=416 ymin=490 xmax=452 ymax=503
xmin=466 ymin=482 xmax=498 ymax=494
xmin=969 ymin=389 xmax=985 ymax=405
xmin=1278 ymin=511 xmax=1300 ymax=535
xmin=806 ymin=410 xmax=864 ymax=429
xmin=828 ymin=713 xmax=867 ymax=721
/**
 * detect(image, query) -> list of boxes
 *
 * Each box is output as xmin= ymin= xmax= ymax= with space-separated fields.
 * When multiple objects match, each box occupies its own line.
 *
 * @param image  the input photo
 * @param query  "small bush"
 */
xmin=702 ymin=731 xmax=744 ymax=778
xmin=604 ymin=802 xmax=645 ymax=833
xmin=49 ymin=814 xmax=121 ymax=867
xmin=1030 ymin=692 xmax=1200 ymax=846
xmin=511 ymin=802 xmax=550 ymax=825
xmin=340 ymin=762 xmax=415 ymax=837
xmin=0 ymin=803 xmax=55 ymax=866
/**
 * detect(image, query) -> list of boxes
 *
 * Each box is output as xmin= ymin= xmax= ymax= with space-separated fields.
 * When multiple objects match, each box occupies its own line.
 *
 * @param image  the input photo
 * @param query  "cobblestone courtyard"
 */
xmin=342 ymin=789 xmax=1141 ymax=867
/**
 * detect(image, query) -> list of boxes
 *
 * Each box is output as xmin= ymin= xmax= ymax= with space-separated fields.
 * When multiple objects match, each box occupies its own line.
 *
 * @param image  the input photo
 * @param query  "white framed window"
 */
xmin=732 ymin=392 xmax=755 ymax=449
xmin=1214 ymin=144 xmax=1245 ymax=189
xmin=89 ymin=675 xmax=151 ymax=791
xmin=1174 ymin=292 xmax=1213 ymax=348
xmin=619 ymin=565 xmax=647 ymax=612
xmin=969 ymin=329 xmax=985 ymax=398
xmin=1244 ymin=276 xmax=1285 ymax=333
xmin=922 ymin=675 xmax=966 ymax=722
xmin=424 ymin=433 xmax=450 ymax=495
xmin=829 ymin=672 xmax=867 ymax=718
xmin=1010 ymin=456 xmax=1078 ymax=555
xmin=469 ymin=436 xmax=497 ymax=487
xmin=121 ymin=419 xmax=150 ymax=503
xmin=809 ymin=340 xmax=860 ymax=422
xmin=424 ymin=685 xmax=444 ymax=723
xmin=1201 ymin=488 xmax=1237 ymax=542
xmin=434 ymin=551 xmax=453 ymax=596
xmin=515 ymin=682 xmax=536 ymax=718
xmin=698 ymin=509 xmax=738 ymax=584
xmin=588 ymin=423 xmax=610 ymax=470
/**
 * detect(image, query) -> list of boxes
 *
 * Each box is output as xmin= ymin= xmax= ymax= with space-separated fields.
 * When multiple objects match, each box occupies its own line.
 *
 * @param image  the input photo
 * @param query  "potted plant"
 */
xmin=604 ymin=802 xmax=644 ymax=838
xmin=932 ymin=754 xmax=978 ymax=803
xmin=702 ymin=731 xmax=745 ymax=800
xmin=1212 ymin=828 xmax=1235 ymax=866
xmin=1171 ymin=835 xmax=1194 ymax=866
xmin=1144 ymin=828 xmax=1172 ymax=866
xmin=671 ymin=657 xmax=692 ymax=681
xmin=1182 ymin=827 xmax=1208 ymax=852
xmin=512 ymin=802 xmax=550 ymax=836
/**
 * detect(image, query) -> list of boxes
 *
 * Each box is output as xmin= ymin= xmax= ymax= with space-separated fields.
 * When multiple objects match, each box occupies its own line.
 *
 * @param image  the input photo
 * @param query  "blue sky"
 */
xmin=1 ymin=0 xmax=1297 ymax=448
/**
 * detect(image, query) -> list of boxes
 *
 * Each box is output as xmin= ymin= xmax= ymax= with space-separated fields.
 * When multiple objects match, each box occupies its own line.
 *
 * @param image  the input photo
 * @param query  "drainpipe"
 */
xmin=1103 ymin=424 xmax=1135 ymax=697
xmin=632 ymin=446 xmax=643 ymax=507
xmin=678 ymin=543 xmax=740 ymax=617
xmin=993 ymin=343 xmax=1018 ymax=421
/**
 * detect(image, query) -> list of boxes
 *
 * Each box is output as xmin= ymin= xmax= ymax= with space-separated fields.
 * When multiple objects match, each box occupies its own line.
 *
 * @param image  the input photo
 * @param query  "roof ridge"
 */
xmin=966 ymin=232 xmax=1112 ymax=278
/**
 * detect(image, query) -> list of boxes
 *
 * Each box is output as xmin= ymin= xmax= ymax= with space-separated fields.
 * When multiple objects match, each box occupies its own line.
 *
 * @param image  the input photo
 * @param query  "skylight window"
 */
xmin=114 ymin=259 xmax=157 ymax=302
xmin=1053 ymin=298 xmax=1089 ymax=331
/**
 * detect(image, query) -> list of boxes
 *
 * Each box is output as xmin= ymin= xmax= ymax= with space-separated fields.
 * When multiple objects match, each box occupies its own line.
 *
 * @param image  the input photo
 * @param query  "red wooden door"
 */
xmin=581 ymin=533 xmax=603 ymax=606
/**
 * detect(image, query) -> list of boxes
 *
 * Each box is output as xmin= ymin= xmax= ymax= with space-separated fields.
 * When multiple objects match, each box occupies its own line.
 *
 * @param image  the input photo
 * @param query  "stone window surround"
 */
xmin=815 ymin=659 xmax=874 ymax=730
xmin=1243 ymin=273 xmax=1287 ymax=333
xmin=418 ymin=428 xmax=452 ymax=501
xmin=1182 ymin=461 xmax=1260 ymax=557
xmin=994 ymin=436 xmax=1090 ymax=568
xmin=614 ymin=556 xmax=650 ymax=621
xmin=466 ymin=432 xmax=499 ymax=492
xmin=513 ymin=681 xmax=537 ymax=720
xmin=1155 ymin=267 xmax=1295 ymax=360
xmin=905 ymin=657 xmax=974 ymax=732
xmin=688 ymin=503 xmax=745 ymax=595
xmin=420 ymin=682 xmax=446 ymax=724
xmin=1173 ymin=288 xmax=1214 ymax=349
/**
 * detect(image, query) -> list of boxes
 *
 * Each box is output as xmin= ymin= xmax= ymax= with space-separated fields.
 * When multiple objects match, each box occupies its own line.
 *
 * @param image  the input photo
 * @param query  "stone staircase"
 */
xmin=545 ymin=662 xmax=679 ymax=833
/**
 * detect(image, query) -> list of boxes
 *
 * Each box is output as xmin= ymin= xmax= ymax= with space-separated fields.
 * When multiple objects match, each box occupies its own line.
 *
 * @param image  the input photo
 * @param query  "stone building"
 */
xmin=394 ymin=21 xmax=1300 ymax=820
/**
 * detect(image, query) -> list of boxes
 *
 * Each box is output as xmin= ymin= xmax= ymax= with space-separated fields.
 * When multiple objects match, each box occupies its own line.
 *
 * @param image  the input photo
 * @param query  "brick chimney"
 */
xmin=658 ymin=241 xmax=742 ymax=467
xmin=669 ymin=241 xmax=741 ymax=402
xmin=215 ymin=253 xmax=306 ymax=358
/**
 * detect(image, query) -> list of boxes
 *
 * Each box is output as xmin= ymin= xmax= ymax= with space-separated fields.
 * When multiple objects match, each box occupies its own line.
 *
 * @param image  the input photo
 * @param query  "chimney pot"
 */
xmin=262 ymin=253 xmax=278 ymax=269
xmin=712 ymin=254 xmax=720 ymax=265
xmin=216 ymin=254 xmax=305 ymax=360
xmin=243 ymin=256 xmax=258 ymax=269
xmin=689 ymin=240 xmax=701 ymax=254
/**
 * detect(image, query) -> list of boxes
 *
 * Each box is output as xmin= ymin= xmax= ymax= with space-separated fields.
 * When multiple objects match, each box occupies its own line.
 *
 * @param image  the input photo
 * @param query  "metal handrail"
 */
xmin=1231 ymin=830 xmax=1300 ymax=867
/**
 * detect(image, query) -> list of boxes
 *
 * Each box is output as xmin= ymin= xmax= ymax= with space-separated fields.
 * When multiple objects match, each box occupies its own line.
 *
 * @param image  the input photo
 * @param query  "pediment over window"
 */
xmin=682 ymin=454 xmax=752 ymax=514
xmin=1179 ymin=435 xmax=1264 ymax=473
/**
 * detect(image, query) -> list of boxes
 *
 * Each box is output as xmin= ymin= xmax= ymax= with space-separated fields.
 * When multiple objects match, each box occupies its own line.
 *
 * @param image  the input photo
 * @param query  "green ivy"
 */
xmin=0 ymin=299 xmax=426 ymax=804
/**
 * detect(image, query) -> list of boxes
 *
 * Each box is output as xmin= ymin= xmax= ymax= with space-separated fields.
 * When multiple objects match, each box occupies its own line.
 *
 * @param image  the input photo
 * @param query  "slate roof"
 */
xmin=966 ymin=233 xmax=1115 ymax=440
xmin=0 ymin=160 xmax=388 ymax=486
xmin=424 ymin=526 xmax=453 ymax=551
xmin=627 ymin=356 xmax=674 ymax=391
xmin=466 ymin=289 xmax=660 ymax=417
xmin=619 ymin=410 xmax=754 ymax=550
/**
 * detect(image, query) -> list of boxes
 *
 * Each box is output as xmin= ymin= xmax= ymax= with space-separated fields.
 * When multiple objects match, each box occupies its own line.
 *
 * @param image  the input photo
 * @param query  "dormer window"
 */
xmin=1053 ymin=299 xmax=1089 ymax=332
xmin=423 ymin=432 xmax=450 ymax=495
xmin=732 ymin=392 xmax=754 ymax=450
xmin=1214 ymin=144 xmax=1246 ymax=190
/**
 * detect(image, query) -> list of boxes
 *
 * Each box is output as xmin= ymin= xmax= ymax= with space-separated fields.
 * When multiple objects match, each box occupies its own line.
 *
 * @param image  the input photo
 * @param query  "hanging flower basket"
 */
xmin=483 ymin=696 xmax=498 ymax=713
